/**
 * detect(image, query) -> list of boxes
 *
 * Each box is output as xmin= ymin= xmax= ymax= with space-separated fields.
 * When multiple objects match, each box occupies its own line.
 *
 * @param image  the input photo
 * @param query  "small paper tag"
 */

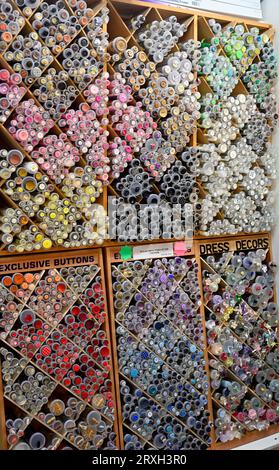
xmin=133 ymin=243 xmax=174 ymax=260
xmin=119 ymin=245 xmax=133 ymax=260
xmin=173 ymin=241 xmax=187 ymax=256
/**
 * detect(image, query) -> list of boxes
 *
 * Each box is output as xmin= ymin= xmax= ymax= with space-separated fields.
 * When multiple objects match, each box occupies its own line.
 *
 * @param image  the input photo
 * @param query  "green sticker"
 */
xmin=119 ymin=245 xmax=133 ymax=260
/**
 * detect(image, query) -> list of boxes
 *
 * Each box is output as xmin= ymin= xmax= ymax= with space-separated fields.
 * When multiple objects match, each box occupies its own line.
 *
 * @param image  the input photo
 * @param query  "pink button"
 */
xmin=0 ymin=69 xmax=10 ymax=81
xmin=16 ymin=129 xmax=28 ymax=141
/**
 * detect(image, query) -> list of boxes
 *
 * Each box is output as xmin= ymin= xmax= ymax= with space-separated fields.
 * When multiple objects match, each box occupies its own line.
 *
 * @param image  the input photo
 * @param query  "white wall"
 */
xmin=262 ymin=0 xmax=279 ymax=292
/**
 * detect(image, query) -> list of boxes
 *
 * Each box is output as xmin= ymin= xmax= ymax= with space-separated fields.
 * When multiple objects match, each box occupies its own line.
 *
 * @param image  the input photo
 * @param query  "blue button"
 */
xmin=130 ymin=368 xmax=138 ymax=378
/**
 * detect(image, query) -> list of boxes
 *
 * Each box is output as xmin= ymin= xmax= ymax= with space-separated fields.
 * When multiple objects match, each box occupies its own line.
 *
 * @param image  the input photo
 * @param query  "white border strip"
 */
xmin=232 ymin=433 xmax=279 ymax=450
xmin=153 ymin=0 xmax=263 ymax=19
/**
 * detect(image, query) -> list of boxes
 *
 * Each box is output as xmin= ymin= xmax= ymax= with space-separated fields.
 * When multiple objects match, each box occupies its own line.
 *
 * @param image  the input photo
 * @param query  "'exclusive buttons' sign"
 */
xmin=0 ymin=254 xmax=96 ymax=273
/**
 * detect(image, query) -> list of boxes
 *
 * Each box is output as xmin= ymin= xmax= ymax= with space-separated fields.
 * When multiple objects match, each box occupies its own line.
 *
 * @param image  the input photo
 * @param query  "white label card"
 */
xmin=133 ymin=243 xmax=174 ymax=260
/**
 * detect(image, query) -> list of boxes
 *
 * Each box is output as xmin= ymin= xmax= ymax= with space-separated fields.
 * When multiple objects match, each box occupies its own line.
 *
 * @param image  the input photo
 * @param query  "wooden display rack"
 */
xmin=0 ymin=239 xmax=278 ymax=450
xmin=0 ymin=0 xmax=278 ymax=453
xmin=0 ymin=0 xmax=274 ymax=255
xmin=105 ymin=233 xmax=279 ymax=450
xmin=0 ymin=249 xmax=120 ymax=450
xmin=196 ymin=233 xmax=279 ymax=449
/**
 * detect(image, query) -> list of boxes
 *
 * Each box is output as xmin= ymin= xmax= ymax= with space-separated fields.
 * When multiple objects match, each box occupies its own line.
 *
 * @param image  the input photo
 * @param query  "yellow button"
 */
xmin=35 ymin=234 xmax=43 ymax=242
xmin=43 ymin=239 xmax=52 ymax=249
xmin=18 ymin=169 xmax=27 ymax=177
xmin=159 ymin=108 xmax=168 ymax=118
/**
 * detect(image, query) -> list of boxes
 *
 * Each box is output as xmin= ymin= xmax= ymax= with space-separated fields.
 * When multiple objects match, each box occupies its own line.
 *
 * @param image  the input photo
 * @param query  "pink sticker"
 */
xmin=173 ymin=241 xmax=187 ymax=256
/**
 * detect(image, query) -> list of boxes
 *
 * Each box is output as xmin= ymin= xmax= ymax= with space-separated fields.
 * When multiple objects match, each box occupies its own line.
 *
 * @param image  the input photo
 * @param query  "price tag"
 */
xmin=133 ymin=243 xmax=174 ymax=260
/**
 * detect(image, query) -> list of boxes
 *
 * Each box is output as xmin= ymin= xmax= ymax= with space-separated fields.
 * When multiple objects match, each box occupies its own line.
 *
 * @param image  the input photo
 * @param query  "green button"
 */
xmin=201 ymin=40 xmax=211 ymax=48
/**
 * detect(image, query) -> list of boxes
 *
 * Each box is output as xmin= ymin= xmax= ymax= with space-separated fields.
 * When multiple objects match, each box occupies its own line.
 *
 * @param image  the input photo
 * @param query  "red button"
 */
xmin=41 ymin=345 xmax=51 ymax=356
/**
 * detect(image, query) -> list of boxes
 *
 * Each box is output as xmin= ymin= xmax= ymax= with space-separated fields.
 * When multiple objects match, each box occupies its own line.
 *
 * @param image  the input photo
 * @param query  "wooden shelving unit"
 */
xmin=0 ymin=0 xmax=278 ymax=452
xmin=105 ymin=235 xmax=279 ymax=450
xmin=0 ymin=0 xmax=275 ymax=255
xmin=196 ymin=233 xmax=279 ymax=449
xmin=0 ymin=249 xmax=119 ymax=450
